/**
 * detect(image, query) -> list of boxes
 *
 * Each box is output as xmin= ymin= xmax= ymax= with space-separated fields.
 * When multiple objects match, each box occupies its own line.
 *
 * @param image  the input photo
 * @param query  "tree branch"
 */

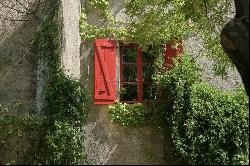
xmin=220 ymin=0 xmax=249 ymax=95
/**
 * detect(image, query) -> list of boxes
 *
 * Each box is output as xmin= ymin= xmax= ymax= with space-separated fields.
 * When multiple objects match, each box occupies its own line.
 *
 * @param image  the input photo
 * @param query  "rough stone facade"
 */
xmin=0 ymin=0 xmax=38 ymax=112
xmin=81 ymin=0 xmax=242 ymax=164
xmin=81 ymin=0 xmax=176 ymax=164
xmin=0 ymin=0 xmax=40 ymax=164
xmin=0 ymin=0 xmax=243 ymax=165
xmin=84 ymin=107 xmax=176 ymax=165
xmin=60 ymin=0 xmax=81 ymax=79
xmin=184 ymin=36 xmax=242 ymax=91
xmin=81 ymin=42 xmax=176 ymax=164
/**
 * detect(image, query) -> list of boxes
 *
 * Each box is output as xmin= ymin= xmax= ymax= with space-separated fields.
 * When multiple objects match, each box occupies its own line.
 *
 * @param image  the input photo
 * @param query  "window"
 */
xmin=119 ymin=43 xmax=158 ymax=103
xmin=93 ymin=39 xmax=183 ymax=105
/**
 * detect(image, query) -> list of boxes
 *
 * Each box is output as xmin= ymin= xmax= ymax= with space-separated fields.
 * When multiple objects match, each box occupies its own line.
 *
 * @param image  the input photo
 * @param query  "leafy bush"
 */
xmin=177 ymin=83 xmax=249 ymax=165
xmin=158 ymin=54 xmax=249 ymax=165
xmin=157 ymin=54 xmax=200 ymax=118
xmin=44 ymin=120 xmax=84 ymax=164
xmin=44 ymin=71 xmax=88 ymax=124
xmin=42 ymin=71 xmax=89 ymax=165
xmin=108 ymin=102 xmax=150 ymax=127
xmin=33 ymin=1 xmax=89 ymax=164
xmin=0 ymin=105 xmax=43 ymax=164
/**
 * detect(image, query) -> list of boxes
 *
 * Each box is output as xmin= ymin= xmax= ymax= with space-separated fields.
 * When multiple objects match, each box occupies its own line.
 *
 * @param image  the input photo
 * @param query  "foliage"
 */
xmin=157 ymin=54 xmax=249 ymax=165
xmin=80 ymin=0 xmax=235 ymax=75
xmin=181 ymin=83 xmax=248 ymax=165
xmin=157 ymin=53 xmax=200 ymax=115
xmin=43 ymin=71 xmax=88 ymax=125
xmin=1 ymin=8 xmax=90 ymax=163
xmin=80 ymin=1 xmax=248 ymax=164
xmin=41 ymin=71 xmax=89 ymax=165
xmin=44 ymin=120 xmax=84 ymax=164
xmin=33 ymin=1 xmax=89 ymax=164
xmin=108 ymin=102 xmax=150 ymax=127
xmin=0 ymin=105 xmax=43 ymax=165
xmin=170 ymin=83 xmax=249 ymax=165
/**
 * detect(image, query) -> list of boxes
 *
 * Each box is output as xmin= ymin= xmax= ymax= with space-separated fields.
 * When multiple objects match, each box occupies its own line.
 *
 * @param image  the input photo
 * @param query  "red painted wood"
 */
xmin=120 ymin=44 xmax=154 ymax=103
xmin=164 ymin=39 xmax=183 ymax=69
xmin=120 ymin=44 xmax=141 ymax=103
xmin=137 ymin=47 xmax=143 ymax=102
xmin=94 ymin=39 xmax=116 ymax=104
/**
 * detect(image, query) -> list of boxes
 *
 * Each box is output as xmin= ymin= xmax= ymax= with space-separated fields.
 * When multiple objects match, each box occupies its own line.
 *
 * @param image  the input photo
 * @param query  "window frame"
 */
xmin=119 ymin=43 xmax=156 ymax=103
xmin=119 ymin=43 xmax=142 ymax=103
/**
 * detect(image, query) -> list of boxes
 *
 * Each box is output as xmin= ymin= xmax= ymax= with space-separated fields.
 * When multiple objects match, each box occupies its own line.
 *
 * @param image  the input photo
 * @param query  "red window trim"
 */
xmin=93 ymin=38 xmax=183 ymax=105
xmin=119 ymin=44 xmax=144 ymax=103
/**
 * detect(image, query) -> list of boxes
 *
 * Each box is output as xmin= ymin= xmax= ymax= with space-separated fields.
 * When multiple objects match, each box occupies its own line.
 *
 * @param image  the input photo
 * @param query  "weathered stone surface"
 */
xmin=0 ymin=0 xmax=39 ymax=164
xmin=81 ymin=1 xmax=175 ymax=164
xmin=81 ymin=1 xmax=243 ymax=164
xmin=184 ymin=36 xmax=243 ymax=91
xmin=0 ymin=0 xmax=38 ymax=112
xmin=60 ymin=0 xmax=81 ymax=78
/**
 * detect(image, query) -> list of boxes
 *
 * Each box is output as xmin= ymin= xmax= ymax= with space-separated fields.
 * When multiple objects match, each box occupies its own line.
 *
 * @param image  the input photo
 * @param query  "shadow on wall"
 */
xmin=0 ymin=17 xmax=40 ymax=164
xmin=0 ymin=20 xmax=38 ymax=112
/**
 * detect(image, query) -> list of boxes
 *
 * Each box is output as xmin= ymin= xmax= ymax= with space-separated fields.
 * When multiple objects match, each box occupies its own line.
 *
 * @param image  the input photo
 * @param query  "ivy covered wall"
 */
xmin=80 ymin=0 xmax=245 ymax=165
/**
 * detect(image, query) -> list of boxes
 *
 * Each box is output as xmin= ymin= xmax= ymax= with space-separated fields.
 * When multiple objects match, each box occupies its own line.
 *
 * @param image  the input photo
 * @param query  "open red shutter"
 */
xmin=94 ymin=39 xmax=116 ymax=104
xmin=164 ymin=39 xmax=183 ymax=69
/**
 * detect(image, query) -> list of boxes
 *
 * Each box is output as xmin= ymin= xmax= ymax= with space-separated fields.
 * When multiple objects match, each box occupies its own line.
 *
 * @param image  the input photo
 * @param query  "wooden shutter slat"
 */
xmin=95 ymin=45 xmax=114 ymax=100
xmin=94 ymin=39 xmax=116 ymax=104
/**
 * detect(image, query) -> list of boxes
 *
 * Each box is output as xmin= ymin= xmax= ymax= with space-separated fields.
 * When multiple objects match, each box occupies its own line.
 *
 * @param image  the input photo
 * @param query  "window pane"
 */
xmin=143 ymin=83 xmax=158 ymax=101
xmin=120 ymin=84 xmax=137 ymax=101
xmin=142 ymin=51 xmax=154 ymax=63
xmin=123 ymin=65 xmax=137 ymax=82
xmin=142 ymin=64 xmax=155 ymax=82
xmin=122 ymin=47 xmax=137 ymax=63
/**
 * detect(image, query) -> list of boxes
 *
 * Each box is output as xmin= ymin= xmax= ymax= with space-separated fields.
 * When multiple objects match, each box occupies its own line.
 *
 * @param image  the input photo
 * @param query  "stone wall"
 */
xmin=184 ymin=36 xmax=242 ymax=91
xmin=60 ymin=0 xmax=81 ymax=79
xmin=0 ymin=0 xmax=38 ymax=112
xmin=0 ymin=0 xmax=243 ymax=164
xmin=81 ymin=41 xmax=176 ymax=164
xmin=0 ymin=0 xmax=40 ymax=164
xmin=80 ymin=0 xmax=242 ymax=164
xmin=81 ymin=0 xmax=175 ymax=164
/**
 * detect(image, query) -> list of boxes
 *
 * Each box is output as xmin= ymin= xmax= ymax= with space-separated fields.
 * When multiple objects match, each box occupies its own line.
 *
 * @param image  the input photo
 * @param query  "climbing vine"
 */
xmin=80 ymin=0 xmax=235 ymax=75
xmin=33 ymin=0 xmax=89 ymax=164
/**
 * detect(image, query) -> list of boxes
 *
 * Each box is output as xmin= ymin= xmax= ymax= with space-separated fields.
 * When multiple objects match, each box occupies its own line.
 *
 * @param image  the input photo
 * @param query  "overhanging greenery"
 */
xmin=80 ymin=0 xmax=235 ymax=76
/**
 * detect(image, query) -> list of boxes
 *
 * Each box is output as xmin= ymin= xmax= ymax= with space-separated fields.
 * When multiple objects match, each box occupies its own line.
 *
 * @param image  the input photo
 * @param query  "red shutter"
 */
xmin=94 ymin=39 xmax=116 ymax=104
xmin=164 ymin=39 xmax=183 ymax=69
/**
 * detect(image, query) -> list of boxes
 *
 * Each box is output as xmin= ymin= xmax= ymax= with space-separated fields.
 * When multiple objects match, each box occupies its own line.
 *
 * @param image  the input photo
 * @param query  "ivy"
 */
xmin=80 ymin=0 xmax=235 ymax=76
xmin=80 ymin=1 xmax=248 ymax=164
xmin=0 ymin=105 xmax=43 ymax=165
xmin=157 ymin=54 xmax=249 ymax=165
xmin=32 ymin=0 xmax=89 ymax=165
